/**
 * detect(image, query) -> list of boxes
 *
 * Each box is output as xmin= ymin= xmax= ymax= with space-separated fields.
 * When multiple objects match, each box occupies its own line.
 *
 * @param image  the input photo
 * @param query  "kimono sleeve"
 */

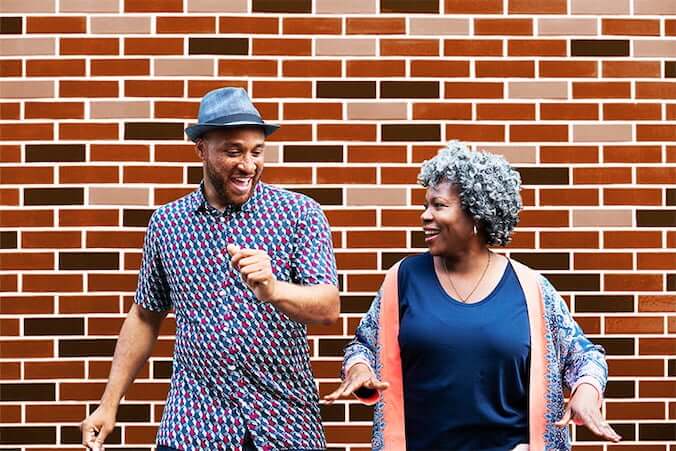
xmin=134 ymin=212 xmax=172 ymax=312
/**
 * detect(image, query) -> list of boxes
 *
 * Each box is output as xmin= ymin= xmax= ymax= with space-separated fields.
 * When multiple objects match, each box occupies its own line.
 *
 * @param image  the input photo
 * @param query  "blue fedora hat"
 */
xmin=185 ymin=87 xmax=279 ymax=142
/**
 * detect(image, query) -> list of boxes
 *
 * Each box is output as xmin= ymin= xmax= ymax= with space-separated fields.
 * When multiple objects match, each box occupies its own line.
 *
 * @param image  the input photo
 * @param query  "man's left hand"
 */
xmin=555 ymin=383 xmax=621 ymax=442
xmin=227 ymin=244 xmax=277 ymax=302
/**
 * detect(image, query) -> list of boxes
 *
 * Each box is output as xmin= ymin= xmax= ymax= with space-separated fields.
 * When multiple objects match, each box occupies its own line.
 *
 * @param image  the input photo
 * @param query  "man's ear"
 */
xmin=195 ymin=139 xmax=207 ymax=161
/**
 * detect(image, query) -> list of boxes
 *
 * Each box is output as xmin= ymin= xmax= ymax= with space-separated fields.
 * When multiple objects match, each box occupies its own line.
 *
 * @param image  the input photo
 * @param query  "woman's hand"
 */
xmin=323 ymin=362 xmax=389 ymax=404
xmin=555 ymin=383 xmax=621 ymax=442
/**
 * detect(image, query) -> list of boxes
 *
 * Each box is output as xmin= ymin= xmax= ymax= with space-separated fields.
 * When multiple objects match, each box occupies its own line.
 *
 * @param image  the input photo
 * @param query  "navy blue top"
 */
xmin=398 ymin=253 xmax=530 ymax=451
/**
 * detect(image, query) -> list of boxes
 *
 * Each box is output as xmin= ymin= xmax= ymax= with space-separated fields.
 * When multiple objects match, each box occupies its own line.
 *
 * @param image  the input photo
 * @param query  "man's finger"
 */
xmin=237 ymin=254 xmax=269 ymax=269
xmin=226 ymin=244 xmax=240 ymax=257
xmin=555 ymin=406 xmax=572 ymax=427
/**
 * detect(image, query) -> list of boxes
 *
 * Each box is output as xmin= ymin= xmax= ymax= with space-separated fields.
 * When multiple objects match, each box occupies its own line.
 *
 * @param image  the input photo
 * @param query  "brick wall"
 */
xmin=0 ymin=0 xmax=674 ymax=449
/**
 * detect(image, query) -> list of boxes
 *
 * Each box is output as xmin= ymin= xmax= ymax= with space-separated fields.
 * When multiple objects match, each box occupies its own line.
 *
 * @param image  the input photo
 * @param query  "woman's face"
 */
xmin=421 ymin=181 xmax=476 ymax=256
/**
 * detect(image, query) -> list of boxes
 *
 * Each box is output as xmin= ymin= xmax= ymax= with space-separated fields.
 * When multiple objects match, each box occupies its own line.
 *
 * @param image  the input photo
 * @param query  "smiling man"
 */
xmin=80 ymin=87 xmax=340 ymax=451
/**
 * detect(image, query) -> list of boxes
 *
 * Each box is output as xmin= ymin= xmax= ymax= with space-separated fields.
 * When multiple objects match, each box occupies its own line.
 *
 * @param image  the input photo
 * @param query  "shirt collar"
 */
xmin=190 ymin=181 xmax=263 ymax=215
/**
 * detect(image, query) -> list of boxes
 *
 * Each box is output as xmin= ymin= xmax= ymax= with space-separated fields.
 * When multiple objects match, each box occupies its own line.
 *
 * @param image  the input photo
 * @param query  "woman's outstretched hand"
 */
xmin=555 ymin=383 xmax=621 ymax=442
xmin=323 ymin=362 xmax=389 ymax=404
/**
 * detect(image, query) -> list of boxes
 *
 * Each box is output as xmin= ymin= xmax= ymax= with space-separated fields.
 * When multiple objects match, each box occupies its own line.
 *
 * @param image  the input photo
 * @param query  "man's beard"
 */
xmin=205 ymin=163 xmax=255 ymax=206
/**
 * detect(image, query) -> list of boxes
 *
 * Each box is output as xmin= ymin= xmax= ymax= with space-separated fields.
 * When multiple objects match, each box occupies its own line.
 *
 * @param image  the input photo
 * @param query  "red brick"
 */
xmin=0 ymin=275 xmax=17 ymax=292
xmin=347 ymin=18 xmax=405 ymax=35
xmin=125 ymin=0 xmax=182 ymax=12
xmin=155 ymin=101 xmax=200 ymax=120
xmin=91 ymin=144 xmax=149 ymax=162
xmin=604 ymin=103 xmax=661 ymax=121
xmin=283 ymin=60 xmax=341 ymax=77
xmin=382 ymin=39 xmax=440 ymax=56
xmin=253 ymin=81 xmax=312 ymax=98
xmin=347 ymin=60 xmax=405 ymax=77
xmin=0 ymin=103 xmax=20 ymax=120
xmin=0 ymin=189 xmax=18 ymax=205
xmin=59 ymin=295 xmax=120 ymax=314
xmin=348 ymin=145 xmax=406 ymax=163
xmin=0 ymin=362 xmax=21 ymax=379
xmin=0 ymin=145 xmax=21 ymax=163
xmin=574 ymin=82 xmax=631 ymax=99
xmin=253 ymin=39 xmax=311 ymax=56
xmin=283 ymin=18 xmax=341 ymax=35
xmin=59 ymin=123 xmax=118 ymax=140
xmin=608 ymin=359 xmax=664 ymax=377
xmin=26 ymin=404 xmax=87 ymax=422
xmin=445 ymin=0 xmax=502 ymax=13
xmin=445 ymin=82 xmax=503 ymax=98
xmin=27 ymin=16 xmax=86 ymax=33
xmin=541 ymin=188 xmax=599 ymax=206
xmin=541 ymin=231 xmax=598 ymax=248
xmin=667 ymin=19 xmax=676 ymax=36
xmin=25 ymin=101 xmax=84 ymax=119
xmin=638 ymin=124 xmax=676 ymax=142
xmin=605 ymin=231 xmax=661 ymax=249
xmin=606 ymin=402 xmax=665 ymax=420
xmin=317 ymin=167 xmax=376 ymax=184
xmin=125 ymin=426 xmax=157 ymax=444
xmin=318 ymin=124 xmax=376 ymax=142
xmin=60 ymin=80 xmax=118 ymax=98
xmin=541 ymin=146 xmax=599 ymax=164
xmin=604 ymin=188 xmax=662 ymax=206
xmin=89 ymin=274 xmax=138 ymax=292
xmin=410 ymin=60 xmax=469 ymax=77
xmin=59 ymin=209 xmax=118 ymax=227
xmin=477 ymin=103 xmax=534 ymax=120
xmin=0 ymin=296 xmax=54 ymax=315
xmin=91 ymin=58 xmax=150 ymax=76
xmin=0 ymin=404 xmax=21 ymax=421
xmin=125 ymin=38 xmax=183 ymax=55
xmin=156 ymin=16 xmax=214 ymax=33
xmin=602 ymin=19 xmax=660 ymax=36
xmin=124 ymin=166 xmax=183 ymax=184
xmin=348 ymin=231 xmax=406 ymax=248
xmin=605 ymin=274 xmax=663 ymax=291
xmin=444 ymin=39 xmax=502 ymax=56
xmin=382 ymin=209 xmax=422 ymax=227
xmin=154 ymin=144 xmax=199 ymax=162
xmin=0 ymin=253 xmax=53 ymax=271
xmin=325 ymin=209 xmax=376 ymax=227
xmin=637 ymin=167 xmax=676 ymax=184
xmin=266 ymin=124 xmax=312 ymax=142
xmin=603 ymin=61 xmax=661 ymax=78
xmin=540 ymin=60 xmax=598 ymax=78
xmin=25 ymin=361 xmax=85 ymax=379
xmin=59 ymin=166 xmax=119 ymax=184
xmin=603 ymin=145 xmax=662 ymax=163
xmin=573 ymin=167 xmax=632 ymax=184
xmin=540 ymin=103 xmax=598 ymax=120
xmin=606 ymin=317 xmax=664 ymax=334
xmin=188 ymin=80 xmax=247 ymax=98
xmin=381 ymin=167 xmax=420 ymax=184
xmin=510 ymin=125 xmax=567 ymax=142
xmin=219 ymin=16 xmax=278 ymax=34
xmin=347 ymin=274 xmax=386 ymax=292
xmin=0 ymin=319 xmax=19 ymax=336
xmin=261 ymin=167 xmax=312 ymax=184
xmin=26 ymin=59 xmax=86 ymax=77
xmin=475 ymin=18 xmax=532 ymax=35
xmin=414 ymin=103 xmax=472 ymax=120
xmin=637 ymin=82 xmax=676 ymax=100
xmin=24 ymin=274 xmax=83 ymax=292
xmin=0 ymin=167 xmax=53 ymax=184
xmin=125 ymin=80 xmax=183 ymax=98
xmin=0 ymin=340 xmax=53 ymax=358
xmin=335 ymin=252 xmax=378 ymax=270
xmin=219 ymin=59 xmax=278 ymax=77
xmin=60 ymin=38 xmax=119 ymax=55
xmin=447 ymin=124 xmax=505 ymax=141
xmin=639 ymin=338 xmax=676 ymax=356
xmin=22 ymin=231 xmax=81 ymax=249
xmin=0 ymin=124 xmax=53 ymax=141
xmin=640 ymin=381 xmax=676 ymax=397
xmin=0 ymin=60 xmax=21 ymax=77
xmin=637 ymin=253 xmax=676 ymax=270
xmin=325 ymin=425 xmax=372 ymax=443
xmin=508 ymin=39 xmax=566 ymax=56
xmin=476 ymin=60 xmax=534 ymax=78
xmin=0 ymin=210 xmax=53 ymax=227
xmin=509 ymin=0 xmax=566 ymax=13
xmin=283 ymin=102 xmax=342 ymax=120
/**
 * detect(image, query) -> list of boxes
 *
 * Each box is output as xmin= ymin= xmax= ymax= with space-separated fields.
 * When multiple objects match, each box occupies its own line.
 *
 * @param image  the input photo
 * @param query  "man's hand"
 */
xmin=227 ymin=244 xmax=277 ymax=302
xmin=80 ymin=405 xmax=116 ymax=450
xmin=555 ymin=383 xmax=621 ymax=442
xmin=323 ymin=363 xmax=389 ymax=404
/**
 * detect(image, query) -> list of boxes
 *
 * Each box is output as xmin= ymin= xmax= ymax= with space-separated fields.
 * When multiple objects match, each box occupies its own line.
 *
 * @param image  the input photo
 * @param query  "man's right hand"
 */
xmin=323 ymin=362 xmax=389 ymax=404
xmin=80 ymin=405 xmax=116 ymax=450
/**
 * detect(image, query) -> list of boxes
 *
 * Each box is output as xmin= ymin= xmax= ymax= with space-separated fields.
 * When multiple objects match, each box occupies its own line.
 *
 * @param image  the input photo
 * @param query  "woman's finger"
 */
xmin=323 ymin=380 xmax=350 ymax=403
xmin=555 ymin=406 xmax=572 ymax=427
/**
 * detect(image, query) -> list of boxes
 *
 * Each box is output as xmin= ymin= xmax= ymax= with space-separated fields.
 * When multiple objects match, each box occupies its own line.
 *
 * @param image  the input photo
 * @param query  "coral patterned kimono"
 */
xmin=342 ymin=258 xmax=608 ymax=451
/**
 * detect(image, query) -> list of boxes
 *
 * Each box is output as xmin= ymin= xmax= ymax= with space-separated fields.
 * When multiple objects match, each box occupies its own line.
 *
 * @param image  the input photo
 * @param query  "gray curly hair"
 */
xmin=417 ymin=140 xmax=522 ymax=247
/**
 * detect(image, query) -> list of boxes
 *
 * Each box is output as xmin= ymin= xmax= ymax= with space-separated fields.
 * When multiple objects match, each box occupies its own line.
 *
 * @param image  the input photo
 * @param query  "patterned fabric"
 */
xmin=135 ymin=182 xmax=338 ymax=451
xmin=342 ymin=260 xmax=607 ymax=451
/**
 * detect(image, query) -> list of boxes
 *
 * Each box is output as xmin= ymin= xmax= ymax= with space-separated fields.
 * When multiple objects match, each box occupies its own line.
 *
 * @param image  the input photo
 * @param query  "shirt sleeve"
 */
xmin=134 ymin=211 xmax=172 ymax=312
xmin=290 ymin=201 xmax=338 ymax=287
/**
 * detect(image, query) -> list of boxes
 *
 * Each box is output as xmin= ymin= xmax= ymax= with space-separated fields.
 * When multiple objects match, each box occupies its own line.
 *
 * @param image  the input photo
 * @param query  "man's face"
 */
xmin=196 ymin=127 xmax=266 ymax=206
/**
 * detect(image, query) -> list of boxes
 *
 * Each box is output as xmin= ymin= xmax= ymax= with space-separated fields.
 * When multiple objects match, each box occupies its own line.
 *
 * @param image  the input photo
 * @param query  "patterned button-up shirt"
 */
xmin=135 ymin=182 xmax=338 ymax=451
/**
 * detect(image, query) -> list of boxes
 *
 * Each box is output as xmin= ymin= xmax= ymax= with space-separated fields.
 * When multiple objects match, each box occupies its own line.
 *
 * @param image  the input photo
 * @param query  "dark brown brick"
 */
xmin=605 ymin=380 xmax=635 ymax=398
xmin=382 ymin=252 xmax=422 ymax=269
xmin=284 ymin=145 xmax=343 ymax=163
xmin=340 ymin=295 xmax=374 ymax=314
xmin=382 ymin=124 xmax=440 ymax=142
xmin=639 ymin=424 xmax=676 ymax=441
xmin=24 ymin=318 xmax=84 ymax=336
xmin=575 ymin=295 xmax=634 ymax=313
xmin=668 ymin=359 xmax=675 ymax=377
xmin=89 ymin=404 xmax=150 ymax=422
xmin=511 ymin=253 xmax=569 ymax=270
xmin=667 ymin=189 xmax=676 ymax=206
xmin=319 ymin=338 xmax=351 ymax=356
xmin=0 ymin=17 xmax=22 ymax=34
xmin=594 ymin=337 xmax=635 ymax=356
xmin=0 ymin=426 xmax=55 ymax=445
xmin=669 ymin=274 xmax=676 ymax=292
xmin=24 ymin=188 xmax=84 ymax=206
xmin=544 ymin=273 xmax=600 ymax=291
xmin=187 ymin=166 xmax=202 ymax=184
xmin=253 ymin=0 xmax=311 ymax=13
xmin=637 ymin=209 xmax=676 ymax=227
xmin=61 ymin=425 xmax=121 ymax=444
xmin=411 ymin=230 xmax=427 ymax=248
xmin=59 ymin=339 xmax=117 ymax=357
xmin=381 ymin=81 xmax=439 ymax=99
xmin=381 ymin=0 xmax=439 ymax=13
xmin=25 ymin=144 xmax=86 ymax=162
xmin=188 ymin=38 xmax=248 ymax=55
xmin=517 ymin=167 xmax=569 ymax=185
xmin=124 ymin=122 xmax=184 ymax=140
xmin=577 ymin=423 xmax=634 ymax=441
xmin=349 ymin=404 xmax=374 ymax=421
xmin=153 ymin=361 xmax=173 ymax=379
xmin=0 ymin=231 xmax=17 ymax=249
xmin=571 ymin=40 xmax=630 ymax=57
xmin=666 ymin=61 xmax=676 ymax=78
xmin=290 ymin=188 xmax=342 ymax=206
xmin=321 ymin=404 xmax=345 ymax=422
xmin=317 ymin=81 xmax=376 ymax=99
xmin=0 ymin=383 xmax=55 ymax=401
xmin=59 ymin=252 xmax=119 ymax=270
xmin=123 ymin=209 xmax=154 ymax=228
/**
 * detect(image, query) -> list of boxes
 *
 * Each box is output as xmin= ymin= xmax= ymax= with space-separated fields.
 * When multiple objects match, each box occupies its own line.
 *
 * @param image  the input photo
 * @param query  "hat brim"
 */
xmin=185 ymin=121 xmax=279 ymax=142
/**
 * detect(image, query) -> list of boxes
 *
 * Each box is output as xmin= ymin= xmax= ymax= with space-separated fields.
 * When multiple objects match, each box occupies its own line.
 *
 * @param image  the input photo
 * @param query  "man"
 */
xmin=80 ymin=87 xmax=340 ymax=451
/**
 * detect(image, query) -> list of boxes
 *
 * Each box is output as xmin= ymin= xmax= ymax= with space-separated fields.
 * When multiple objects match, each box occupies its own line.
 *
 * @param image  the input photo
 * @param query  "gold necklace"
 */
xmin=443 ymin=251 xmax=492 ymax=303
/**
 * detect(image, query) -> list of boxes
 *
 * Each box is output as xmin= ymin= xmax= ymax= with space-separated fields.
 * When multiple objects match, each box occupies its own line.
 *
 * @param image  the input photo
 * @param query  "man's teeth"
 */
xmin=424 ymin=230 xmax=439 ymax=236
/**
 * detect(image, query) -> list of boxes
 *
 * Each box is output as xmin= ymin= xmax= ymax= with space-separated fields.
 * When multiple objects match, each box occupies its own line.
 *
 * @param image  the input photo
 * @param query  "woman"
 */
xmin=325 ymin=141 xmax=621 ymax=450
